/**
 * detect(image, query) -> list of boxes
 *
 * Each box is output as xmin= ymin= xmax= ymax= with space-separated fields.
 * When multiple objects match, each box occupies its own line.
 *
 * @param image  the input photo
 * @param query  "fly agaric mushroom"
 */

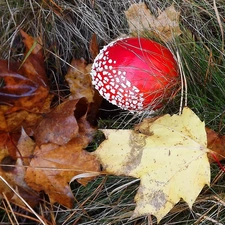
xmin=91 ymin=37 xmax=179 ymax=112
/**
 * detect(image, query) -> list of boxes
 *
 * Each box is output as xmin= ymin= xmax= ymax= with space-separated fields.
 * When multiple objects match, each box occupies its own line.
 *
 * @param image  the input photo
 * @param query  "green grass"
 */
xmin=0 ymin=0 xmax=225 ymax=224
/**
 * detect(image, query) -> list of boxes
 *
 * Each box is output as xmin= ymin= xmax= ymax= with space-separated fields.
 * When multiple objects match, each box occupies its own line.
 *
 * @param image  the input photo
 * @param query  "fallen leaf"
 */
xmin=65 ymin=58 xmax=95 ymax=103
xmin=0 ymin=107 xmax=8 ymax=131
xmin=17 ymin=128 xmax=36 ymax=166
xmin=89 ymin=33 xmax=99 ymax=59
xmin=25 ymin=103 xmax=100 ymax=207
xmin=19 ymin=29 xmax=48 ymax=88
xmin=125 ymin=3 xmax=182 ymax=42
xmin=34 ymin=98 xmax=89 ymax=146
xmin=0 ymin=133 xmax=16 ymax=200
xmin=93 ymin=107 xmax=210 ymax=222
xmin=0 ymin=94 xmax=52 ymax=135
xmin=0 ymin=132 xmax=19 ymax=160
xmin=0 ymin=132 xmax=39 ymax=207
xmin=25 ymin=131 xmax=100 ymax=207
xmin=206 ymin=127 xmax=225 ymax=162
xmin=0 ymin=30 xmax=49 ymax=113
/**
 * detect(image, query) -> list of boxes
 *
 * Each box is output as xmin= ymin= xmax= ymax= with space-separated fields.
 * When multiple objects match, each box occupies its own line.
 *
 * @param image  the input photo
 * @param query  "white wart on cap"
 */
xmin=91 ymin=37 xmax=179 ymax=112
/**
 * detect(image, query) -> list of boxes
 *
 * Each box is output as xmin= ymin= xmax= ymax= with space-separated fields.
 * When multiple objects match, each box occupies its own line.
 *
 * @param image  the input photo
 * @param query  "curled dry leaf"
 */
xmin=0 ymin=30 xmax=51 ymax=135
xmin=34 ymin=98 xmax=89 ymax=146
xmin=25 ymin=120 xmax=100 ymax=207
xmin=0 ymin=132 xmax=39 ymax=207
xmin=65 ymin=58 xmax=95 ymax=103
xmin=0 ymin=94 xmax=52 ymax=135
xmin=25 ymin=99 xmax=100 ymax=207
xmin=0 ymin=30 xmax=49 ymax=113
xmin=125 ymin=3 xmax=182 ymax=42
xmin=206 ymin=127 xmax=225 ymax=162
xmin=17 ymin=128 xmax=36 ymax=166
xmin=94 ymin=107 xmax=210 ymax=222
xmin=0 ymin=98 xmax=99 ymax=208
xmin=89 ymin=33 xmax=99 ymax=59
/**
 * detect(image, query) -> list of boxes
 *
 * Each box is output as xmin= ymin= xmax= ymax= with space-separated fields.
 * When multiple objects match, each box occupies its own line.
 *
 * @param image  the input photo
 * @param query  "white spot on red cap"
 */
xmin=104 ymin=93 xmax=110 ymax=100
xmin=115 ymin=77 xmax=120 ymax=83
xmin=121 ymin=83 xmax=127 ymax=88
xmin=126 ymin=80 xmax=131 ymax=87
xmin=103 ymin=77 xmax=109 ymax=82
xmin=97 ymin=74 xmax=103 ymax=80
xmin=133 ymin=86 xmax=140 ymax=93
xmin=117 ymin=91 xmax=123 ymax=97
xmin=111 ymin=100 xmax=117 ymax=105
xmin=121 ymin=76 xmax=126 ymax=81
xmin=98 ymin=53 xmax=103 ymax=60
xmin=119 ymin=88 xmax=124 ymax=93
xmin=98 ymin=81 xmax=103 ymax=87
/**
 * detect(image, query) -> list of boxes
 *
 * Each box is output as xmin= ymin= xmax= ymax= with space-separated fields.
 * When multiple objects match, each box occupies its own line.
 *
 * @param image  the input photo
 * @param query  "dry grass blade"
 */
xmin=2 ymin=193 xmax=19 ymax=225
xmin=0 ymin=176 xmax=47 ymax=225
xmin=213 ymin=0 xmax=224 ymax=58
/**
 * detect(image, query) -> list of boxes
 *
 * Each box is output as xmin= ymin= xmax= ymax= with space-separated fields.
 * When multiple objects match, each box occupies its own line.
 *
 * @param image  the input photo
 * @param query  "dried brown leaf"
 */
xmin=34 ymin=98 xmax=90 ymax=146
xmin=0 ymin=94 xmax=52 ymax=134
xmin=25 ymin=137 xmax=100 ymax=207
xmin=125 ymin=3 xmax=182 ymax=42
xmin=65 ymin=58 xmax=95 ymax=103
xmin=0 ymin=30 xmax=49 ymax=113
xmin=206 ymin=127 xmax=225 ymax=162
xmin=89 ymin=33 xmax=99 ymax=59
xmin=0 ymin=132 xmax=39 ymax=207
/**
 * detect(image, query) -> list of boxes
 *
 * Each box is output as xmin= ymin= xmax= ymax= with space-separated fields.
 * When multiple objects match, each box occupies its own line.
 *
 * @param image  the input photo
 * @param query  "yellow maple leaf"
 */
xmin=93 ymin=107 xmax=210 ymax=222
xmin=125 ymin=3 xmax=182 ymax=43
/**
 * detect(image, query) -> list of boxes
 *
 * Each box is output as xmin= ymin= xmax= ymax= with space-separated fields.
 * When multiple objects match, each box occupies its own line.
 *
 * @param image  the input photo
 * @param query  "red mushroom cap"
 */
xmin=91 ymin=37 xmax=179 ymax=111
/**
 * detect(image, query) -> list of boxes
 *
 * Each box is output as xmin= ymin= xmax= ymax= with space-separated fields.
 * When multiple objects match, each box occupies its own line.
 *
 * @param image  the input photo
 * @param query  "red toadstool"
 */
xmin=91 ymin=37 xmax=179 ymax=112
